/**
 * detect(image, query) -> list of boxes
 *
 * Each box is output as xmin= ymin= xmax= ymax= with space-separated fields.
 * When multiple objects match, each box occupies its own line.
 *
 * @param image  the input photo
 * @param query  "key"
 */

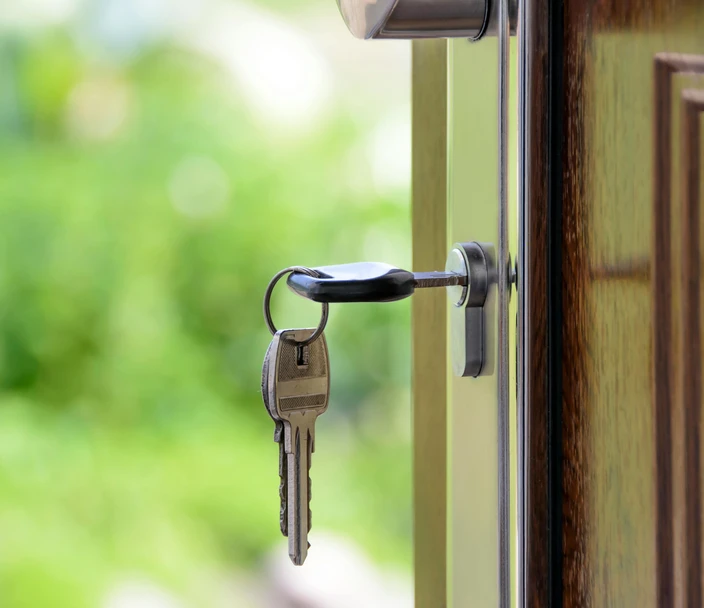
xmin=286 ymin=261 xmax=467 ymax=303
xmin=263 ymin=328 xmax=330 ymax=566
xmin=261 ymin=340 xmax=288 ymax=537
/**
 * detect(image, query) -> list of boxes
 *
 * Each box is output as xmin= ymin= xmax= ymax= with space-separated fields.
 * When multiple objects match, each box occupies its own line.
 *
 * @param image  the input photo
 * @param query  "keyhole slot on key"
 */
xmin=296 ymin=344 xmax=310 ymax=368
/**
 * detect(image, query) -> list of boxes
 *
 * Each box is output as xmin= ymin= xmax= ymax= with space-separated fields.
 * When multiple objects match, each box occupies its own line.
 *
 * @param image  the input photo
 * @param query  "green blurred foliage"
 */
xmin=0 ymin=6 xmax=411 ymax=605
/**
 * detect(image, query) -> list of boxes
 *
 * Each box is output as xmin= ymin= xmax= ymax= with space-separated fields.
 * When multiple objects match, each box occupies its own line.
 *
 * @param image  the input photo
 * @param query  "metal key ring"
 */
xmin=263 ymin=266 xmax=329 ymax=346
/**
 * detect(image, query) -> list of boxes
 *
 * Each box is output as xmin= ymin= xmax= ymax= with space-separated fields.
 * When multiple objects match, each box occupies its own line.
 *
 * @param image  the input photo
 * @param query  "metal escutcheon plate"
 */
xmin=446 ymin=242 xmax=494 ymax=378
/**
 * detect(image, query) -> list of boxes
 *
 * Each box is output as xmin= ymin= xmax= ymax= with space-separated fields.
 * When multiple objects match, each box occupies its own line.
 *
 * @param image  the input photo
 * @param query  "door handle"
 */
xmin=336 ymin=0 xmax=517 ymax=40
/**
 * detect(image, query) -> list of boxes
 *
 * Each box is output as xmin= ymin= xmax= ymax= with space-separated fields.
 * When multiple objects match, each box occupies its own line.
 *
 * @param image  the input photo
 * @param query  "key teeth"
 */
xmin=277 ymin=423 xmax=288 ymax=537
xmin=279 ymin=485 xmax=288 ymax=537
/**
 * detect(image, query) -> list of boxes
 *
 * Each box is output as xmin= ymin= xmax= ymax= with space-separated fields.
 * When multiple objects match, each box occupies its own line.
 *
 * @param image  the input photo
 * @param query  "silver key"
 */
xmin=261 ymin=341 xmax=288 ymax=537
xmin=263 ymin=328 xmax=330 ymax=566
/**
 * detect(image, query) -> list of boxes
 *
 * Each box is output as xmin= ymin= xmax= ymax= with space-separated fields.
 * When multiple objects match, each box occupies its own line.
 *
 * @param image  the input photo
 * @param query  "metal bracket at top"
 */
xmin=336 ymin=0 xmax=517 ymax=40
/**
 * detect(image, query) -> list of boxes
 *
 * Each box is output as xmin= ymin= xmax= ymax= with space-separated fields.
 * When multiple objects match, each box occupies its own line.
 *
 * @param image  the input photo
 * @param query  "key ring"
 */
xmin=263 ymin=266 xmax=329 ymax=346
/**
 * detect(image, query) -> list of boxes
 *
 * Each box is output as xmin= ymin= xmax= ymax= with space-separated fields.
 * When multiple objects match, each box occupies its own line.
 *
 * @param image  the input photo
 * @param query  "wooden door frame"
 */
xmin=410 ymin=5 xmax=562 ymax=603
xmin=519 ymin=0 xmax=562 ymax=606
xmin=411 ymin=39 xmax=449 ymax=608
xmin=409 ymin=6 xmax=560 ymax=604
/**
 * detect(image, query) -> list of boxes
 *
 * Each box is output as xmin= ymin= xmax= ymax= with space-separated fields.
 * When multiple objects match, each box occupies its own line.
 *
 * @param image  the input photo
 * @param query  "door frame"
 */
xmin=411 ymin=38 xmax=449 ymax=608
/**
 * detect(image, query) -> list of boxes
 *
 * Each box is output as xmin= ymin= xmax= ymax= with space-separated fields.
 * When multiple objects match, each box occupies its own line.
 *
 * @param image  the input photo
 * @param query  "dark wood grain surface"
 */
xmin=681 ymin=87 xmax=704 ymax=608
xmin=653 ymin=54 xmax=704 ymax=607
xmin=520 ymin=0 xmax=555 ymax=605
xmin=523 ymin=1 xmax=704 ymax=606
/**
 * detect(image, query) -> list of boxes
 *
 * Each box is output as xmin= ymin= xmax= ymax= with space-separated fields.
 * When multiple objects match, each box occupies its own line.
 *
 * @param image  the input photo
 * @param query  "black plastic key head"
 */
xmin=286 ymin=262 xmax=416 ymax=303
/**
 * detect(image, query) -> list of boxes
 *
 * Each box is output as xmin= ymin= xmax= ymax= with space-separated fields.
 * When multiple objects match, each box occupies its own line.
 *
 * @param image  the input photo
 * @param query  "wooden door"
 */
xmin=411 ymin=1 xmax=704 ymax=607
xmin=520 ymin=1 xmax=704 ymax=606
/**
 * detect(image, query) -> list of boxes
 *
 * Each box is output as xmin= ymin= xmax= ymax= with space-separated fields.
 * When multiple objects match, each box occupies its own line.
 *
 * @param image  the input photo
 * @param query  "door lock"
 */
xmin=286 ymin=242 xmax=494 ymax=377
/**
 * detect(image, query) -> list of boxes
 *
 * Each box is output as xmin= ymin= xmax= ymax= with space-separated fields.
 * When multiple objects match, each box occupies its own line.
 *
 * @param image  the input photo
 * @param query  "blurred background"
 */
xmin=0 ymin=0 xmax=412 ymax=606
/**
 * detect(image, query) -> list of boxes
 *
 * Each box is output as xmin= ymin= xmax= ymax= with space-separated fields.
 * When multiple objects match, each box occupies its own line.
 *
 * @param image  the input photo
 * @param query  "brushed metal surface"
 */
xmin=496 ymin=1 xmax=511 ymax=605
xmin=337 ymin=0 xmax=487 ymax=39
